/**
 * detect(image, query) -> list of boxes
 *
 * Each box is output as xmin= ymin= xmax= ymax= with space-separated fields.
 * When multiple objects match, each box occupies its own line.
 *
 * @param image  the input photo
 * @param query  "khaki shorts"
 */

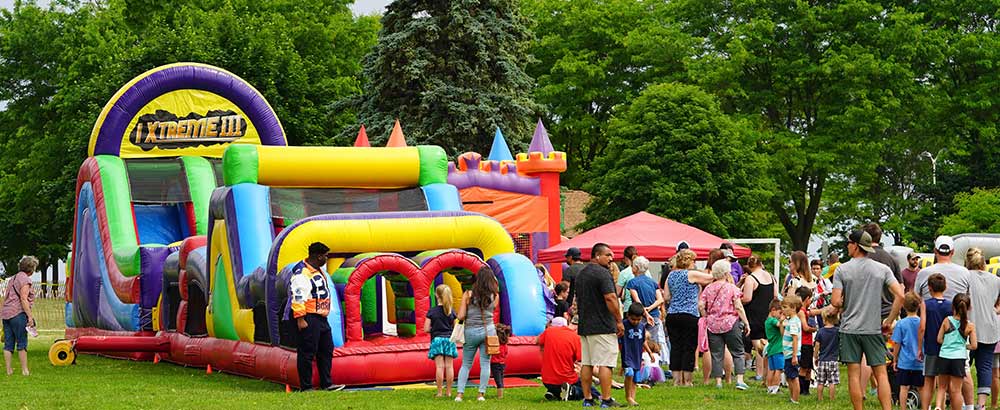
xmin=580 ymin=334 xmax=618 ymax=368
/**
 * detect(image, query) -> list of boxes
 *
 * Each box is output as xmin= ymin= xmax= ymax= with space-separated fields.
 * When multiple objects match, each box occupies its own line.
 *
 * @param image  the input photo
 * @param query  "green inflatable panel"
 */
xmin=361 ymin=276 xmax=378 ymax=324
xmin=95 ymin=155 xmax=140 ymax=277
xmin=180 ymin=156 xmax=217 ymax=235
xmin=211 ymin=257 xmax=238 ymax=340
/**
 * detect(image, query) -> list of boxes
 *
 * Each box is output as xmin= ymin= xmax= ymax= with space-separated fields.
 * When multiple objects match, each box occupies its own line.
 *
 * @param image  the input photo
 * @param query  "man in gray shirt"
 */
xmin=832 ymin=230 xmax=904 ymax=410
xmin=913 ymin=235 xmax=971 ymax=300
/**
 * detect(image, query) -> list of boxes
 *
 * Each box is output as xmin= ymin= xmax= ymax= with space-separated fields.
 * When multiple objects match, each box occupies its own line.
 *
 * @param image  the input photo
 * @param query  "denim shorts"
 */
xmin=2 ymin=312 xmax=28 ymax=352
xmin=784 ymin=357 xmax=800 ymax=379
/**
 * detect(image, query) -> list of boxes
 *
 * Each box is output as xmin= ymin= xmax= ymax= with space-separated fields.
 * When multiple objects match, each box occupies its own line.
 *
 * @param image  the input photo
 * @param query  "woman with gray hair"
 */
xmin=699 ymin=259 xmax=751 ymax=390
xmin=965 ymin=247 xmax=1000 ymax=409
xmin=625 ymin=256 xmax=667 ymax=367
xmin=3 ymin=256 xmax=37 ymax=376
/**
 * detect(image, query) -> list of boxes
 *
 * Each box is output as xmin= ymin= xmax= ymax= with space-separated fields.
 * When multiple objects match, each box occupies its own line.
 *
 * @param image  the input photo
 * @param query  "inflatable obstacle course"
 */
xmin=59 ymin=63 xmax=564 ymax=387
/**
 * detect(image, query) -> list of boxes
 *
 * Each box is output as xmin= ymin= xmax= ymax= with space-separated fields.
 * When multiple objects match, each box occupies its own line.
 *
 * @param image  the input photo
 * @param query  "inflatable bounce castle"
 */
xmin=52 ymin=63 xmax=566 ymax=387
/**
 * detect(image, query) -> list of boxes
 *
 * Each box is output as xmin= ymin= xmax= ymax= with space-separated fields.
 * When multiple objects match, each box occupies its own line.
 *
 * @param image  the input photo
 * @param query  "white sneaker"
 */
xmin=477 ymin=396 xmax=485 ymax=401
xmin=455 ymin=396 xmax=463 ymax=402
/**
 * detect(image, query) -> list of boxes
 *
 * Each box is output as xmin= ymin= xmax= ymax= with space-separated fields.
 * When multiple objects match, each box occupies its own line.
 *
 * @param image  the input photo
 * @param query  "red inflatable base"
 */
xmin=66 ymin=329 xmax=542 ymax=387
xmin=332 ymin=335 xmax=542 ymax=386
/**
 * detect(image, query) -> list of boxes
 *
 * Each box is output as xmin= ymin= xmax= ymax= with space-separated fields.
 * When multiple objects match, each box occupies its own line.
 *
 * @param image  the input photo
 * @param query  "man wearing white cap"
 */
xmin=912 ymin=235 xmax=973 ymax=410
xmin=913 ymin=235 xmax=971 ymax=301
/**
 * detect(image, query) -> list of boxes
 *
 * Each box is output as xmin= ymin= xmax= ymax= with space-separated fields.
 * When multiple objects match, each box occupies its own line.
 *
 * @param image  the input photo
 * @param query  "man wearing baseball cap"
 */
xmin=900 ymin=252 xmax=921 ymax=293
xmin=563 ymin=247 xmax=584 ymax=310
xmin=913 ymin=235 xmax=971 ymax=300
xmin=719 ymin=242 xmax=744 ymax=282
xmin=831 ymin=230 xmax=904 ymax=410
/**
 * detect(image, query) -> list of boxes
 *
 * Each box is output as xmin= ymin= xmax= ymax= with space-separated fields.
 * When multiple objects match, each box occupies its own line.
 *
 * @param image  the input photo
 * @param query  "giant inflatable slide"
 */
xmin=54 ymin=63 xmax=566 ymax=387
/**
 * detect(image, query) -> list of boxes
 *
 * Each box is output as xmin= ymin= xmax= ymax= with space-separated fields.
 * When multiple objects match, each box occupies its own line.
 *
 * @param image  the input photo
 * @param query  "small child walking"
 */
xmin=794 ymin=287 xmax=817 ymax=396
xmin=782 ymin=295 xmax=803 ymax=404
xmin=490 ymin=324 xmax=511 ymax=399
xmin=639 ymin=339 xmax=666 ymax=385
xmin=813 ymin=310 xmax=840 ymax=401
xmin=764 ymin=299 xmax=784 ymax=394
xmin=891 ymin=292 xmax=924 ymax=410
xmin=935 ymin=293 xmax=977 ymax=410
xmin=425 ymin=284 xmax=458 ymax=397
xmin=621 ymin=303 xmax=647 ymax=406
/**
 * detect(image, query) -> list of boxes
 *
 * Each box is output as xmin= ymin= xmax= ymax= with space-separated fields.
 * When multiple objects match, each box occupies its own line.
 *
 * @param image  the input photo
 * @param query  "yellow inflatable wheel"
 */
xmin=49 ymin=340 xmax=76 ymax=366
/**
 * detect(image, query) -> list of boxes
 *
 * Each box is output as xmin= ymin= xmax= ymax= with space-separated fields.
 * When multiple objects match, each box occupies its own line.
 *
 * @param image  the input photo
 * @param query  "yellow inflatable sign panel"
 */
xmin=118 ymin=89 xmax=262 ymax=158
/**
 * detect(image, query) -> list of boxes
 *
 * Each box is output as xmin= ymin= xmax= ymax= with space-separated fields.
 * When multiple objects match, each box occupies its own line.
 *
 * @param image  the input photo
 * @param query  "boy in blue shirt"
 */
xmin=919 ymin=273 xmax=951 ymax=410
xmin=892 ymin=292 xmax=924 ymax=408
xmin=814 ymin=310 xmax=840 ymax=401
xmin=782 ymin=295 xmax=803 ymax=404
xmin=620 ymin=303 xmax=646 ymax=407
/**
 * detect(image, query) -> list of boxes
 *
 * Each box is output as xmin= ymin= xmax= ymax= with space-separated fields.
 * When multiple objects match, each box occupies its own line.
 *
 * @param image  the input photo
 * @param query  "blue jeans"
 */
xmin=971 ymin=342 xmax=996 ymax=394
xmin=457 ymin=325 xmax=494 ymax=394
xmin=2 ymin=312 xmax=28 ymax=352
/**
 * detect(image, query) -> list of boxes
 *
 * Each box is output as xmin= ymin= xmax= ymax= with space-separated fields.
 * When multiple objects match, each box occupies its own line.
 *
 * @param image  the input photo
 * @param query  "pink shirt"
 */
xmin=2 ymin=272 xmax=33 ymax=320
xmin=700 ymin=281 xmax=742 ymax=334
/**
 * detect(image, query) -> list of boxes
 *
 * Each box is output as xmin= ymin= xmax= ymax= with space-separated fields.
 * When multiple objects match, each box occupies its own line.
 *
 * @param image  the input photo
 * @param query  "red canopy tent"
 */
xmin=538 ymin=211 xmax=751 ymax=263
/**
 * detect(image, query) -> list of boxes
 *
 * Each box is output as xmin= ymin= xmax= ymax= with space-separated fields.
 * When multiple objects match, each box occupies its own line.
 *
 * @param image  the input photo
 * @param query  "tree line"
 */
xmin=0 ymin=0 xmax=997 ymax=284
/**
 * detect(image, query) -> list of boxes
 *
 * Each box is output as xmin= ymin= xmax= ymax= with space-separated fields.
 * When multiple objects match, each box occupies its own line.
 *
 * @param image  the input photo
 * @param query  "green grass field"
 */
xmin=3 ymin=334 xmax=903 ymax=410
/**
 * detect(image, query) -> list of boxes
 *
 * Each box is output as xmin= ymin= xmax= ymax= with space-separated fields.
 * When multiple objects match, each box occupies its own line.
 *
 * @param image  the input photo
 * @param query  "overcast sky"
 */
xmin=0 ymin=0 xmax=391 ymax=15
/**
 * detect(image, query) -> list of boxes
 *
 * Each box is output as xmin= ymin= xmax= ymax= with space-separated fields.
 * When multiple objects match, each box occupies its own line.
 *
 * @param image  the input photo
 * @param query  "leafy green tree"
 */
xmin=523 ymin=0 xmax=695 ymax=187
xmin=669 ymin=0 xmax=940 ymax=250
xmin=0 ymin=0 xmax=377 ymax=284
xmin=939 ymin=189 xmax=1000 ymax=235
xmin=581 ymin=83 xmax=773 ymax=238
xmin=353 ymin=0 xmax=538 ymax=154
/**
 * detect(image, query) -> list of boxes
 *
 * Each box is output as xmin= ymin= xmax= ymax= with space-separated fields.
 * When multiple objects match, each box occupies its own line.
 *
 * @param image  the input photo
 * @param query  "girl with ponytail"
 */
xmin=934 ymin=293 xmax=978 ymax=410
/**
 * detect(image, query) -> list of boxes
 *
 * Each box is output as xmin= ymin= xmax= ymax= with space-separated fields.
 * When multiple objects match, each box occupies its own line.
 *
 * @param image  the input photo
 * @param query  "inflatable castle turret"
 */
xmin=448 ymin=120 xmax=568 ymax=279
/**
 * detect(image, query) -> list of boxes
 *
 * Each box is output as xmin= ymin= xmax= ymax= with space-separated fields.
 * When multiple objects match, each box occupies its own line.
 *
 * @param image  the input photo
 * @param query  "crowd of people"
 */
xmin=6 ymin=226 xmax=995 ymax=410
xmin=524 ymin=223 xmax=1000 ymax=410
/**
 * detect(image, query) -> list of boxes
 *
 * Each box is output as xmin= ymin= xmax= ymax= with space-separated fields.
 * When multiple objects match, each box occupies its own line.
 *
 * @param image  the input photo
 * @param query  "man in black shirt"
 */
xmin=863 ymin=223 xmax=902 ymax=319
xmin=576 ymin=243 xmax=625 ymax=407
xmin=563 ymin=247 xmax=585 ymax=310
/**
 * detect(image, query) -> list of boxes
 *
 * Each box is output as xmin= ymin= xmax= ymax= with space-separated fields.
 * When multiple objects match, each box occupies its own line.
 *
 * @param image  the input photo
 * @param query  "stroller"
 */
xmin=886 ymin=339 xmax=921 ymax=410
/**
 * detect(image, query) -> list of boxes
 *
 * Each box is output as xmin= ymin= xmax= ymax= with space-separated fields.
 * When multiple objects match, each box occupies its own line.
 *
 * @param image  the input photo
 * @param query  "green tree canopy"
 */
xmin=939 ymin=189 xmax=1000 ymax=236
xmin=581 ymin=83 xmax=773 ymax=238
xmin=0 ymin=0 xmax=377 ymax=276
xmin=354 ymin=0 xmax=538 ymax=154
xmin=666 ymin=0 xmax=941 ymax=250
xmin=523 ymin=0 xmax=695 ymax=187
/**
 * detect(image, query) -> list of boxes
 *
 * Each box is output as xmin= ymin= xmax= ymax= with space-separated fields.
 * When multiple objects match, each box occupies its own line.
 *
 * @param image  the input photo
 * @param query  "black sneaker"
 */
xmin=324 ymin=384 xmax=346 ymax=391
xmin=583 ymin=398 xmax=595 ymax=407
xmin=560 ymin=383 xmax=571 ymax=401
xmin=601 ymin=398 xmax=626 ymax=408
xmin=545 ymin=391 xmax=556 ymax=401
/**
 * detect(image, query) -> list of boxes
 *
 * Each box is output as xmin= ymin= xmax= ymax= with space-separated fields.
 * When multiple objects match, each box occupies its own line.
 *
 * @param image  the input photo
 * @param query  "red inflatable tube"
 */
xmin=344 ymin=254 xmax=430 ymax=343
xmin=330 ymin=336 xmax=542 ymax=386
xmin=178 ymin=236 xmax=207 ymax=268
xmin=75 ymin=335 xmax=170 ymax=353
xmin=66 ymin=327 xmax=157 ymax=361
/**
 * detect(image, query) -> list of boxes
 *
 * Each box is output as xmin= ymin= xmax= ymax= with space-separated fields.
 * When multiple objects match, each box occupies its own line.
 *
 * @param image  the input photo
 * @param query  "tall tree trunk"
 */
xmin=772 ymin=172 xmax=826 ymax=251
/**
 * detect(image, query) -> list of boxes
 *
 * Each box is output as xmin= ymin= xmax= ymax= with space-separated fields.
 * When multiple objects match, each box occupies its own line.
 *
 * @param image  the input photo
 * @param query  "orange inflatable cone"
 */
xmin=153 ymin=353 xmax=160 ymax=364
xmin=206 ymin=364 xmax=213 ymax=375
xmin=386 ymin=119 xmax=407 ymax=147
xmin=353 ymin=125 xmax=370 ymax=147
xmin=285 ymin=384 xmax=292 ymax=393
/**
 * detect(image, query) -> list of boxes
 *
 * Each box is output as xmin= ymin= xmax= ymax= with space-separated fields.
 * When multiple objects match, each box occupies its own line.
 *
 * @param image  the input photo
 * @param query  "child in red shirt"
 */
xmin=490 ymin=324 xmax=511 ymax=399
